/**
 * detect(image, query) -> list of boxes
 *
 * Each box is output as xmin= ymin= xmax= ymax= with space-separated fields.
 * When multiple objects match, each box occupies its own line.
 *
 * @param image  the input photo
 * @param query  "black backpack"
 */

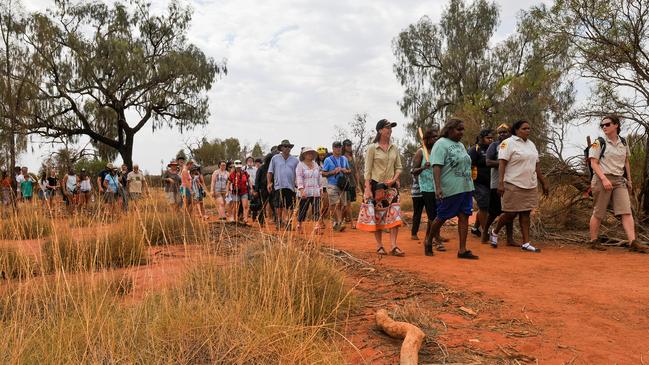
xmin=584 ymin=136 xmax=627 ymax=178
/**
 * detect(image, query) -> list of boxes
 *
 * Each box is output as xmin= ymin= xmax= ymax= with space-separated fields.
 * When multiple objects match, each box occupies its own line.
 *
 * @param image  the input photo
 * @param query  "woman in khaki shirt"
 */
xmin=362 ymin=119 xmax=404 ymax=256
xmin=588 ymin=115 xmax=645 ymax=252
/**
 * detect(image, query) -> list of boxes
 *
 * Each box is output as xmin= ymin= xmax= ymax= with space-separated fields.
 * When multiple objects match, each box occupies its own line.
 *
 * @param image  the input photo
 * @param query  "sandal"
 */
xmin=376 ymin=247 xmax=388 ymax=256
xmin=390 ymin=247 xmax=405 ymax=257
xmin=457 ymin=250 xmax=479 ymax=260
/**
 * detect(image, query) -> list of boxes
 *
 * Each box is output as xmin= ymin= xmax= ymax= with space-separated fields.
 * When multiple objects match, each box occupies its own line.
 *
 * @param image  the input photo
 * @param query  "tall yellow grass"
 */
xmin=0 ymin=192 xmax=354 ymax=363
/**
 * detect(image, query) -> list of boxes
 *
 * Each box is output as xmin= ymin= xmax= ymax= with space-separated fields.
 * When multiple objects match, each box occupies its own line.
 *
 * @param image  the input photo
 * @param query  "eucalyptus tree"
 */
xmin=25 ymin=0 xmax=225 ymax=168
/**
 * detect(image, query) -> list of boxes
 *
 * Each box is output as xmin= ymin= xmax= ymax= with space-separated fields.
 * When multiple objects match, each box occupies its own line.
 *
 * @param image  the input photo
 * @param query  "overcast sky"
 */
xmin=21 ymin=0 xmax=584 ymax=173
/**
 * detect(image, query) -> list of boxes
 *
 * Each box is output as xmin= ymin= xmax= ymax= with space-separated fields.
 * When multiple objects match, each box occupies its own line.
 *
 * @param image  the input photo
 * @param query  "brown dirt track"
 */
xmin=325 ymin=223 xmax=649 ymax=364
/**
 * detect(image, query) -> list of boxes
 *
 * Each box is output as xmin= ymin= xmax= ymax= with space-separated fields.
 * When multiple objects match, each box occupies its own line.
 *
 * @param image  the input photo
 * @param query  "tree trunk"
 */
xmin=118 ymin=133 xmax=134 ymax=170
xmin=642 ymin=135 xmax=649 ymax=219
xmin=9 ymin=118 xmax=16 ymax=171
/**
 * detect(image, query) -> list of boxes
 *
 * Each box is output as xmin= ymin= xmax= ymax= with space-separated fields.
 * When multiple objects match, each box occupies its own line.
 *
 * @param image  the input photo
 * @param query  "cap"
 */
xmin=233 ymin=160 xmax=243 ymax=168
xmin=106 ymin=163 xmax=114 ymax=169
xmin=332 ymin=141 xmax=342 ymax=148
xmin=376 ymin=119 xmax=397 ymax=131
xmin=342 ymin=139 xmax=352 ymax=146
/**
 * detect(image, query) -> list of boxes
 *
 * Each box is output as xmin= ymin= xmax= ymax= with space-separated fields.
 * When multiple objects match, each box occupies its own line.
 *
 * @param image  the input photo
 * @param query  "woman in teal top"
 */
xmin=411 ymin=128 xmax=442 ymax=256
xmin=428 ymin=118 xmax=478 ymax=260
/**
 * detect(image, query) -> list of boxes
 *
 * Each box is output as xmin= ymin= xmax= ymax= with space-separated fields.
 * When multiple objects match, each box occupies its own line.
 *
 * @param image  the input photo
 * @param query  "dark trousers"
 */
xmin=411 ymin=195 xmax=425 ymax=236
xmin=297 ymin=197 xmax=321 ymax=222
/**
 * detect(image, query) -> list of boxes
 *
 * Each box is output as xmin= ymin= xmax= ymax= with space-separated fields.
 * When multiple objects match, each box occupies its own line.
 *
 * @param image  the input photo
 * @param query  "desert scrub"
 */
xmin=0 ymin=240 xmax=351 ymax=364
xmin=0 ymin=212 xmax=53 ymax=240
xmin=0 ymin=247 xmax=37 ymax=280
xmin=132 ymin=210 xmax=209 ymax=245
xmin=42 ymin=226 xmax=146 ymax=273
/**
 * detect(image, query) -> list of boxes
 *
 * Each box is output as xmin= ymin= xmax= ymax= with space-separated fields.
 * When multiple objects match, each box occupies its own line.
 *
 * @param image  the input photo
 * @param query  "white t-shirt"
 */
xmin=127 ymin=171 xmax=145 ymax=193
xmin=498 ymin=136 xmax=540 ymax=189
xmin=16 ymin=174 xmax=25 ymax=192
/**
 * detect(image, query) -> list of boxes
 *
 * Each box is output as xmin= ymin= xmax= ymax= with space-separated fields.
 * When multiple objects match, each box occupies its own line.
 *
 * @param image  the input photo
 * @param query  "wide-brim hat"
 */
xmin=167 ymin=161 xmax=179 ymax=168
xmin=279 ymin=139 xmax=294 ymax=148
xmin=106 ymin=163 xmax=114 ymax=169
xmin=300 ymin=147 xmax=317 ymax=158
xmin=233 ymin=160 xmax=243 ymax=168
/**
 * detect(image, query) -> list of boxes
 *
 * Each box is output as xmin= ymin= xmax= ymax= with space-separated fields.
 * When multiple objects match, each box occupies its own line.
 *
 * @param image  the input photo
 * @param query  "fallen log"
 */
xmin=375 ymin=309 xmax=426 ymax=365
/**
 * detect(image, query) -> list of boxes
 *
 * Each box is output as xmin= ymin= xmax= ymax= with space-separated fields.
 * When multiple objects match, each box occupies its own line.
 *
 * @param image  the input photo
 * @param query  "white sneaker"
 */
xmin=521 ymin=242 xmax=541 ymax=253
xmin=489 ymin=229 xmax=498 ymax=247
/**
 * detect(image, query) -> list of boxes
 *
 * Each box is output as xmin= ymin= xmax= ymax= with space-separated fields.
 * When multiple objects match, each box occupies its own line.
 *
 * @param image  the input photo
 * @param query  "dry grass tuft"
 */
xmin=0 ymin=247 xmax=37 ymax=280
xmin=0 ymin=212 xmax=53 ymax=240
xmin=42 ymin=226 xmax=147 ymax=273
xmin=0 ymin=237 xmax=352 ymax=364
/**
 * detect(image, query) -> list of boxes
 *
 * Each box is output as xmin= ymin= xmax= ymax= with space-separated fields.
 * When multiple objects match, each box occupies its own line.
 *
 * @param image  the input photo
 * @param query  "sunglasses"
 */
xmin=600 ymin=122 xmax=613 ymax=128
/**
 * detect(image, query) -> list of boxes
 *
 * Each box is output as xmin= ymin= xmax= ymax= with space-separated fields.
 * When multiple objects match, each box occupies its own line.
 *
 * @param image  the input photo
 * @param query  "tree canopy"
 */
xmin=24 ymin=0 xmax=225 ymax=168
xmin=392 ymin=0 xmax=574 ymax=149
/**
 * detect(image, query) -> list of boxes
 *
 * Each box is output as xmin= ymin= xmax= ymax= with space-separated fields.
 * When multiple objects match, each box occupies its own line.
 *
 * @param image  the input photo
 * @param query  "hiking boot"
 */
xmin=588 ymin=239 xmax=606 ymax=251
xmin=629 ymin=240 xmax=649 ymax=254
xmin=424 ymin=243 xmax=434 ymax=256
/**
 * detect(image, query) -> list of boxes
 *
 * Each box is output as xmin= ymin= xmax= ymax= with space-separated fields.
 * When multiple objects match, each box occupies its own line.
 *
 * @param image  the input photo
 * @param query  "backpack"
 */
xmin=327 ymin=156 xmax=349 ymax=190
xmin=584 ymin=136 xmax=627 ymax=178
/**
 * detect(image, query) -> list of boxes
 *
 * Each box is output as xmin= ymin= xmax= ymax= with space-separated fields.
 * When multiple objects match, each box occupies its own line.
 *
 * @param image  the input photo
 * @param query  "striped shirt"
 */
xmin=296 ymin=161 xmax=322 ymax=198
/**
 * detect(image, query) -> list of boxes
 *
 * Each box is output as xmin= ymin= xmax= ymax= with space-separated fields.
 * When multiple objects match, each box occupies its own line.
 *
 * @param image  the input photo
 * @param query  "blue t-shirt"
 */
xmin=430 ymin=137 xmax=474 ymax=197
xmin=322 ymin=155 xmax=349 ymax=186
xmin=104 ymin=174 xmax=119 ymax=193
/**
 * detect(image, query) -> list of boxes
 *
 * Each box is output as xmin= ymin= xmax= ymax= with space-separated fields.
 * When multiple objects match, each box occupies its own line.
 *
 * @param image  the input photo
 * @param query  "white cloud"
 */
xmin=20 ymin=0 xmax=560 ymax=172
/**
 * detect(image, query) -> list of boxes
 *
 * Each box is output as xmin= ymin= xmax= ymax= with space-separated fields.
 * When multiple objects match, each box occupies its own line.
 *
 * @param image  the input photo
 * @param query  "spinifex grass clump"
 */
xmin=42 ymin=226 xmax=147 ymax=273
xmin=0 ymin=247 xmax=37 ymax=280
xmin=0 ymin=211 xmax=53 ymax=240
xmin=0 ymin=238 xmax=352 ymax=363
xmin=133 ymin=210 xmax=209 ymax=245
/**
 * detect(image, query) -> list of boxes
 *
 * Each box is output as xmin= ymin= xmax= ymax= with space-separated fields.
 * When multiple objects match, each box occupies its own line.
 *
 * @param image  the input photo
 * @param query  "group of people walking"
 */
xmin=1 ymin=163 xmax=148 ymax=213
xmin=408 ymin=114 xmax=644 ymax=259
xmin=4 ymin=115 xmax=642 ymax=256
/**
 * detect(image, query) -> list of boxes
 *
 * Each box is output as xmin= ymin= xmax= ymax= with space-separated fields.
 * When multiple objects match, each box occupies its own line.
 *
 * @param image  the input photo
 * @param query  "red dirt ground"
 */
xmin=323 ymin=222 xmax=649 ymax=364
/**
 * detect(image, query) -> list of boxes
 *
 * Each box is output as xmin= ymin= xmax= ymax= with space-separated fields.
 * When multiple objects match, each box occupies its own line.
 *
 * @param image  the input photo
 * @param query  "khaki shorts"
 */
xmin=591 ymin=175 xmax=632 ymax=219
xmin=327 ymin=185 xmax=348 ymax=206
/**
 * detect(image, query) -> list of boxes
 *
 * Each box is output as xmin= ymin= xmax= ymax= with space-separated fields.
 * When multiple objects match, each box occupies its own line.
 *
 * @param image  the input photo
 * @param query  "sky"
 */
xmin=20 ymin=0 xmax=583 ymax=174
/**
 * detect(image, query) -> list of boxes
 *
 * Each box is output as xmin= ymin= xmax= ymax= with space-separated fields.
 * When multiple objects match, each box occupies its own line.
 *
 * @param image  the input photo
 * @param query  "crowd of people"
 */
xmin=1 ymin=163 xmax=148 ymax=213
xmin=3 ymin=115 xmax=643 ymax=256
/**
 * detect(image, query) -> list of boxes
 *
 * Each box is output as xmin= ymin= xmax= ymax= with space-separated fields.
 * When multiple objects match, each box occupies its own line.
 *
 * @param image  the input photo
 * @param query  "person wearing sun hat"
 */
xmin=267 ymin=139 xmax=299 ymax=230
xmin=162 ymin=161 xmax=182 ymax=208
xmin=316 ymin=146 xmax=330 ymax=220
xmin=295 ymin=147 xmax=324 ymax=234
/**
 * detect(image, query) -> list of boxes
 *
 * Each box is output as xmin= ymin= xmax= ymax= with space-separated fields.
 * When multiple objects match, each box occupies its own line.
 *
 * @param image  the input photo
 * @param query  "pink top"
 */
xmin=295 ymin=161 xmax=321 ymax=198
xmin=181 ymin=168 xmax=192 ymax=189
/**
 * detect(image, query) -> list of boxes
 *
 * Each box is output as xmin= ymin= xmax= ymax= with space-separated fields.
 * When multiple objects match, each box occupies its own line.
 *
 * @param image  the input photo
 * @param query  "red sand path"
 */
xmin=325 ymin=225 xmax=649 ymax=364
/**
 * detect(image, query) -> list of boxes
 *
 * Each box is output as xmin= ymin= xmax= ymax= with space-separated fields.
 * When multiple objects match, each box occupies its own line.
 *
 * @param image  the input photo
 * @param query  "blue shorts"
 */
xmin=437 ymin=192 xmax=473 ymax=221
